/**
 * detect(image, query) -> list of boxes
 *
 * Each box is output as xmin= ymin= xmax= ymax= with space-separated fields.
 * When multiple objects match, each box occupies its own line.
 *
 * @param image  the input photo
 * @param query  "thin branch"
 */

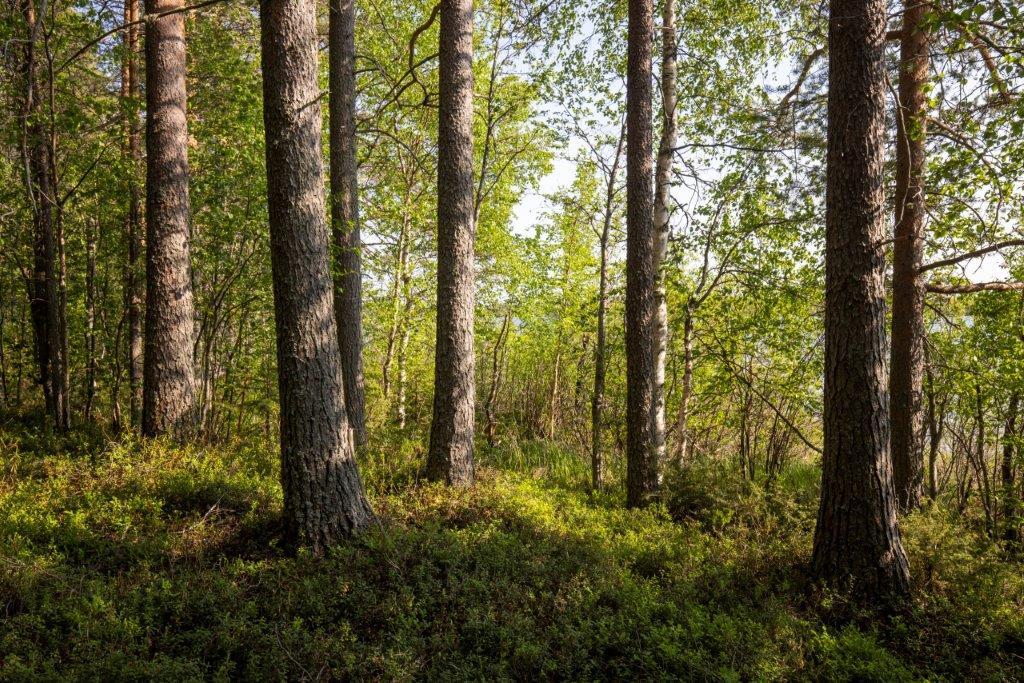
xmin=926 ymin=281 xmax=1024 ymax=294
xmin=919 ymin=239 xmax=1024 ymax=273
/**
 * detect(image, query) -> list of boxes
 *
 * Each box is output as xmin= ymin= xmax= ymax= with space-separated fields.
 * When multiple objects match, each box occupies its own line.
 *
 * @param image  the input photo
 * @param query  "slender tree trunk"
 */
xmin=672 ymin=304 xmax=693 ymax=464
xmin=382 ymin=201 xmax=409 ymax=401
xmin=1002 ymin=392 xmax=1019 ymax=543
xmin=547 ymin=343 xmax=562 ymax=441
xmin=143 ymin=0 xmax=197 ymax=438
xmin=651 ymin=0 xmax=676 ymax=472
xmin=924 ymin=354 xmax=943 ymax=501
xmin=811 ymin=0 xmax=910 ymax=601
xmin=396 ymin=299 xmax=411 ymax=429
xmin=329 ymin=0 xmax=366 ymax=447
xmin=427 ymin=0 xmax=475 ymax=486
xmin=486 ymin=309 xmax=510 ymax=447
xmin=123 ymin=0 xmax=144 ymax=429
xmin=19 ymin=0 xmax=65 ymax=428
xmin=889 ymin=0 xmax=929 ymax=512
xmin=260 ymin=0 xmax=375 ymax=551
xmin=625 ymin=0 xmax=658 ymax=507
xmin=592 ymin=125 xmax=624 ymax=492
xmin=85 ymin=219 xmax=98 ymax=420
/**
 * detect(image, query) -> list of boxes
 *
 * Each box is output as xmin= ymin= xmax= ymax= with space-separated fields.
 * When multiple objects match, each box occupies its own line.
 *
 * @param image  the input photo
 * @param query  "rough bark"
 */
xmin=329 ymin=0 xmax=366 ymax=447
xmin=625 ymin=0 xmax=658 ymax=508
xmin=889 ymin=0 xmax=929 ymax=512
xmin=259 ymin=0 xmax=375 ymax=551
xmin=811 ymin=0 xmax=911 ymax=601
xmin=143 ymin=0 xmax=197 ymax=438
xmin=123 ymin=0 xmax=145 ymax=428
xmin=426 ymin=0 xmax=475 ymax=486
xmin=651 ymin=0 xmax=676 ymax=472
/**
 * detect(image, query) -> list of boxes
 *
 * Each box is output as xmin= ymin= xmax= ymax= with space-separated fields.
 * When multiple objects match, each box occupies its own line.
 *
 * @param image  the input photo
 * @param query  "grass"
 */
xmin=0 ymin=415 xmax=1022 ymax=680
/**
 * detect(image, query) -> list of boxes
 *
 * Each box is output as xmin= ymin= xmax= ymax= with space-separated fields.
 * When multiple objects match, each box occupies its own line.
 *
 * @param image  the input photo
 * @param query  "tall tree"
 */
xmin=889 ymin=0 xmax=929 ymax=512
xmin=329 ymin=0 xmax=366 ymax=447
xmin=143 ymin=0 xmax=198 ymax=437
xmin=812 ymin=0 xmax=910 ymax=600
xmin=122 ymin=0 xmax=145 ymax=429
xmin=651 ymin=0 xmax=676 ymax=469
xmin=260 ymin=0 xmax=375 ymax=550
xmin=625 ymin=0 xmax=658 ymax=507
xmin=426 ymin=0 xmax=476 ymax=486
xmin=19 ymin=0 xmax=69 ymax=431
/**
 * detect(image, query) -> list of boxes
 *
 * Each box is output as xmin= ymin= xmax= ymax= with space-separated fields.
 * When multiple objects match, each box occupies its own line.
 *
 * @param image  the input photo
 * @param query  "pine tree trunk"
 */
xmin=625 ymin=0 xmax=658 ymax=508
xmin=651 ymin=0 xmax=676 ymax=473
xmin=143 ymin=0 xmax=198 ymax=438
xmin=889 ymin=0 xmax=929 ymax=512
xmin=329 ymin=0 xmax=366 ymax=448
xmin=427 ymin=0 xmax=475 ymax=486
xmin=260 ymin=0 xmax=375 ymax=551
xmin=811 ymin=0 xmax=910 ymax=601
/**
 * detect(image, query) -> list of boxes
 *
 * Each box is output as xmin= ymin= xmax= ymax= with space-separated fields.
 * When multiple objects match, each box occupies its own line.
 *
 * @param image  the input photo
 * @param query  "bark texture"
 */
xmin=625 ymin=0 xmax=658 ymax=507
xmin=329 ymin=0 xmax=366 ymax=447
xmin=811 ymin=0 xmax=911 ymax=601
xmin=260 ymin=0 xmax=375 ymax=551
xmin=426 ymin=0 xmax=475 ymax=486
xmin=143 ymin=0 xmax=197 ymax=438
xmin=889 ymin=0 xmax=929 ymax=512
xmin=652 ymin=0 xmax=676 ymax=471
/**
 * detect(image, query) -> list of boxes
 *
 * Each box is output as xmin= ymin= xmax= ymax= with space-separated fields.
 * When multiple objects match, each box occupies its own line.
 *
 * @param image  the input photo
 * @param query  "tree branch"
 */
xmin=919 ymin=239 xmax=1024 ymax=274
xmin=926 ymin=281 xmax=1024 ymax=294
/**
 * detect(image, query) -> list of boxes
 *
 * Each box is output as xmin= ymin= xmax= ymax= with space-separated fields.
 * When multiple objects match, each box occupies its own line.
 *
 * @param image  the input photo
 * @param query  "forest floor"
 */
xmin=1 ymin=413 xmax=1022 ymax=681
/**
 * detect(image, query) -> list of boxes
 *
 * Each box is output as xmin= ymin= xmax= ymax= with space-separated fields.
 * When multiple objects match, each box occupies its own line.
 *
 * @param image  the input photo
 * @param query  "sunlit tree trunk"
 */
xmin=260 ymin=0 xmax=375 ymax=551
xmin=889 ymin=0 xmax=929 ymax=512
xmin=625 ymin=0 xmax=658 ymax=507
xmin=811 ymin=0 xmax=910 ymax=601
xmin=427 ymin=0 xmax=475 ymax=485
xmin=652 ymin=0 xmax=676 ymax=472
xmin=143 ymin=0 xmax=198 ymax=438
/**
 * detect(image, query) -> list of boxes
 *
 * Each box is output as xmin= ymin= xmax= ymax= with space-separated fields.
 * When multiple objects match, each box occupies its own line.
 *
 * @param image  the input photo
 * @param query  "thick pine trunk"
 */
xmin=329 ymin=0 xmax=366 ymax=448
xmin=625 ymin=0 xmax=658 ymax=507
xmin=889 ymin=0 xmax=929 ymax=512
xmin=143 ymin=0 xmax=198 ymax=438
xmin=651 ymin=0 xmax=676 ymax=472
xmin=260 ymin=0 xmax=375 ymax=551
xmin=811 ymin=0 xmax=911 ymax=601
xmin=427 ymin=0 xmax=475 ymax=486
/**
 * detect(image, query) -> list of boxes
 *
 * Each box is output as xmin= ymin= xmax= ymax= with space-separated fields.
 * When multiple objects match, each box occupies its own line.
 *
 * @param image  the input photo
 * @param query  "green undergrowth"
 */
xmin=1 ymin=417 xmax=1022 ymax=680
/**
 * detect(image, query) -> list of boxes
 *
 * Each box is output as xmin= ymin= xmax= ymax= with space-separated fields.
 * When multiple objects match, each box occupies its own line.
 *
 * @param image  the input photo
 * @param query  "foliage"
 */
xmin=1 ymin=421 xmax=1022 ymax=680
